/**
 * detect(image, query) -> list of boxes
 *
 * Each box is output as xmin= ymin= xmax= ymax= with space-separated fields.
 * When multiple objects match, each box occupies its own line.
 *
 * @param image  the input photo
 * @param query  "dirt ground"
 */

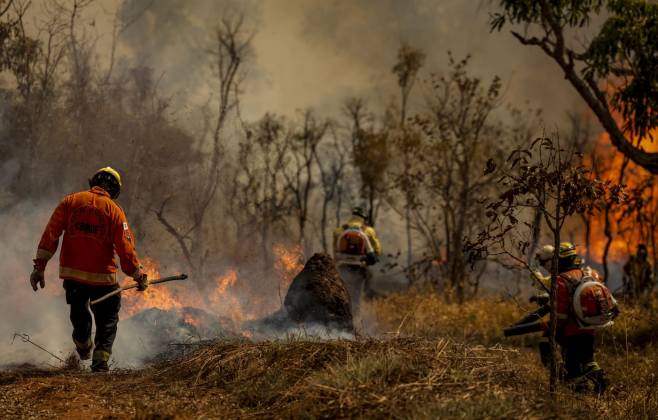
xmin=1 ymin=364 xmax=233 ymax=419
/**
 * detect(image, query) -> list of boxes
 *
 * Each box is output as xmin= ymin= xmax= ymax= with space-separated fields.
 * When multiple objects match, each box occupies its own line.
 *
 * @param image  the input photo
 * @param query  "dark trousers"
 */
xmin=561 ymin=334 xmax=595 ymax=379
xmin=63 ymin=280 xmax=121 ymax=361
xmin=538 ymin=333 xmax=596 ymax=377
xmin=338 ymin=265 xmax=372 ymax=316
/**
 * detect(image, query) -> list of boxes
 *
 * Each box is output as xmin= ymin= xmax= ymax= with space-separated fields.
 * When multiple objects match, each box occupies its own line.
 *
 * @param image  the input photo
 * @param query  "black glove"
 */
xmin=529 ymin=293 xmax=549 ymax=306
xmin=30 ymin=268 xmax=45 ymax=291
xmin=364 ymin=252 xmax=379 ymax=266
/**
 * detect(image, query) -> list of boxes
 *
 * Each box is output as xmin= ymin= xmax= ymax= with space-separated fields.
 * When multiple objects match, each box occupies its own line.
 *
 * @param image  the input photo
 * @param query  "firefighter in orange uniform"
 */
xmin=527 ymin=242 xmax=615 ymax=393
xmin=30 ymin=167 xmax=148 ymax=372
xmin=333 ymin=207 xmax=382 ymax=316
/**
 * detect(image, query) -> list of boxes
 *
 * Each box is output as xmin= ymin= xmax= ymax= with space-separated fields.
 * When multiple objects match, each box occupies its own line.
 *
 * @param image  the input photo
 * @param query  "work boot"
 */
xmin=91 ymin=359 xmax=109 ymax=373
xmin=76 ymin=346 xmax=91 ymax=361
xmin=91 ymin=350 xmax=111 ymax=373
xmin=73 ymin=337 xmax=92 ymax=361
xmin=583 ymin=362 xmax=607 ymax=395
xmin=566 ymin=362 xmax=606 ymax=394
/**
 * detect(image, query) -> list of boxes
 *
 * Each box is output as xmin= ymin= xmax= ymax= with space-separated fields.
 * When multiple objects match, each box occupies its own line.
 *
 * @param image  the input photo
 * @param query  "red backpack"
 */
xmin=560 ymin=267 xmax=618 ymax=329
xmin=337 ymin=226 xmax=372 ymax=256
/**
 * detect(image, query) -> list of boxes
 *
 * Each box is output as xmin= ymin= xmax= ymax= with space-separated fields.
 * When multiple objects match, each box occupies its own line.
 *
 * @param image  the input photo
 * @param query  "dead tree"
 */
xmin=226 ymin=114 xmax=292 ymax=271
xmin=344 ymin=97 xmax=391 ymax=226
xmin=415 ymin=54 xmax=506 ymax=302
xmin=392 ymin=43 xmax=425 ymax=269
xmin=284 ymin=110 xmax=328 ymax=253
xmin=155 ymin=15 xmax=250 ymax=281
xmin=315 ymin=123 xmax=350 ymax=253
xmin=7 ymin=0 xmax=67 ymax=195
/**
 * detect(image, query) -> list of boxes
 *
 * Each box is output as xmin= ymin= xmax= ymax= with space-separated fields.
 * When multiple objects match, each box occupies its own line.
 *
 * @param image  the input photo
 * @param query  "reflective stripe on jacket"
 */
xmin=35 ymin=187 xmax=141 ymax=286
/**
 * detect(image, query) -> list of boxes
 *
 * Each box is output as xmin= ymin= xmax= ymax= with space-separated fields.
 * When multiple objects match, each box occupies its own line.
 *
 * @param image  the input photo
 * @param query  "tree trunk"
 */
xmin=406 ymin=202 xmax=413 ymax=268
xmin=528 ymin=206 xmax=543 ymax=262
xmin=581 ymin=214 xmax=592 ymax=265
xmin=548 ymin=203 xmax=561 ymax=394
xmin=321 ymin=196 xmax=330 ymax=253
xmin=603 ymin=157 xmax=629 ymax=283
xmin=602 ymin=205 xmax=613 ymax=285
xmin=529 ymin=22 xmax=658 ymax=174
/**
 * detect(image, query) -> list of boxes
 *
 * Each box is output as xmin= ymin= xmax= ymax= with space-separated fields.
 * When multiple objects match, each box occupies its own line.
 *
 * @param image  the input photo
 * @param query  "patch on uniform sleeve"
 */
xmin=123 ymin=222 xmax=132 ymax=241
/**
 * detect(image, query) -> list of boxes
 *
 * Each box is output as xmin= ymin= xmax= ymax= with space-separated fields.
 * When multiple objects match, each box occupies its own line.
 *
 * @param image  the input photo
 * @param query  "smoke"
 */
xmin=0 ymin=199 xmax=71 ymax=366
xmin=114 ymin=0 xmax=586 ymax=124
xmin=0 ymin=191 xmax=308 ymax=368
xmin=0 ymin=1 xmax=612 ymax=368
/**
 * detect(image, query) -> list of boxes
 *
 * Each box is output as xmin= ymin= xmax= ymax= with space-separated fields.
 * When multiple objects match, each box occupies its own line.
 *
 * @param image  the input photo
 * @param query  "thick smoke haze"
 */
xmin=0 ymin=0 xmax=605 ymax=367
xmin=116 ymin=0 xmax=584 ymax=124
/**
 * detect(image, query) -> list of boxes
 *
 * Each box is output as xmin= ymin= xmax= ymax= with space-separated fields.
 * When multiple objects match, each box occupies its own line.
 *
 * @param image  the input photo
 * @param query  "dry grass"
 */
xmin=369 ymin=289 xmax=527 ymax=345
xmin=155 ymin=337 xmax=538 ymax=418
xmin=370 ymin=290 xmax=658 ymax=419
xmin=2 ymin=291 xmax=657 ymax=419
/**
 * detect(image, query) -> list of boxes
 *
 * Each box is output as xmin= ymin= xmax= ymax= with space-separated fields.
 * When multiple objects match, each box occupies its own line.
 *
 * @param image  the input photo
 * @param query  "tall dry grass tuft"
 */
xmin=370 ymin=289 xmax=528 ymax=346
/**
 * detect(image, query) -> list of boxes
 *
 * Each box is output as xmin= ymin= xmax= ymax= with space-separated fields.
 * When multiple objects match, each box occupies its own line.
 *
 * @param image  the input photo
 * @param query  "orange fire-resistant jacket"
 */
xmin=34 ymin=187 xmax=141 ymax=286
xmin=555 ymin=267 xmax=605 ymax=337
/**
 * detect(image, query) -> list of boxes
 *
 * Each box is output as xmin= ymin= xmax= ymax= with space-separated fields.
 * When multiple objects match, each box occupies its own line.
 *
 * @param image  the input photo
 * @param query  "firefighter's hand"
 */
xmin=364 ymin=252 xmax=379 ymax=266
xmin=30 ymin=269 xmax=45 ymax=291
xmin=133 ymin=273 xmax=148 ymax=291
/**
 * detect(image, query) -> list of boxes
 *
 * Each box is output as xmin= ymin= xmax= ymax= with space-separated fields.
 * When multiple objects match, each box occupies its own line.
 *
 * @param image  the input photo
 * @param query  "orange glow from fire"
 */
xmin=182 ymin=311 xmax=202 ymax=327
xmin=209 ymin=269 xmax=251 ymax=328
xmin=120 ymin=257 xmax=193 ymax=317
xmin=581 ymin=128 xmax=658 ymax=265
xmin=118 ymin=245 xmax=304 ymax=336
xmin=273 ymin=243 xmax=304 ymax=291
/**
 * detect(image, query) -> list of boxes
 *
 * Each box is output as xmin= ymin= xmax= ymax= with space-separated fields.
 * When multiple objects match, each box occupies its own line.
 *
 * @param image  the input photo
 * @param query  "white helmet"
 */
xmin=535 ymin=245 xmax=554 ymax=265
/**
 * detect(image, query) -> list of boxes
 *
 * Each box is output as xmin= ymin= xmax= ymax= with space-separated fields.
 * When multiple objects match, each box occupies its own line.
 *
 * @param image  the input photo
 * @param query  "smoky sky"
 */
xmin=114 ymin=0 xmax=586 ymax=127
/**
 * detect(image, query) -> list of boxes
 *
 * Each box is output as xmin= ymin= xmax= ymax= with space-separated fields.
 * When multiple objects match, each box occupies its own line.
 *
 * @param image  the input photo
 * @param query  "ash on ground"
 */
xmin=114 ymin=306 xmax=231 ymax=364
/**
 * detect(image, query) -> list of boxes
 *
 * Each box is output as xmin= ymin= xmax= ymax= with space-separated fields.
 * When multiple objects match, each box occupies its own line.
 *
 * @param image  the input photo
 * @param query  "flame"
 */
xmin=581 ymin=127 xmax=658 ymax=265
xmin=121 ymin=257 xmax=186 ymax=317
xmin=273 ymin=243 xmax=304 ymax=291
xmin=182 ymin=311 xmax=202 ymax=327
xmin=116 ymin=245 xmax=305 ymax=334
xmin=121 ymin=257 xmax=199 ymax=317
xmin=210 ymin=270 xmax=238 ymax=302
xmin=209 ymin=270 xmax=246 ymax=328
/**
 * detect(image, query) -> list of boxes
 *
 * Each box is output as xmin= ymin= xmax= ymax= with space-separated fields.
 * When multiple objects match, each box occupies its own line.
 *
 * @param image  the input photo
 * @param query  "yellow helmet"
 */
xmin=536 ymin=242 xmax=578 ymax=267
xmin=559 ymin=242 xmax=577 ymax=258
xmin=90 ymin=166 xmax=122 ymax=198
